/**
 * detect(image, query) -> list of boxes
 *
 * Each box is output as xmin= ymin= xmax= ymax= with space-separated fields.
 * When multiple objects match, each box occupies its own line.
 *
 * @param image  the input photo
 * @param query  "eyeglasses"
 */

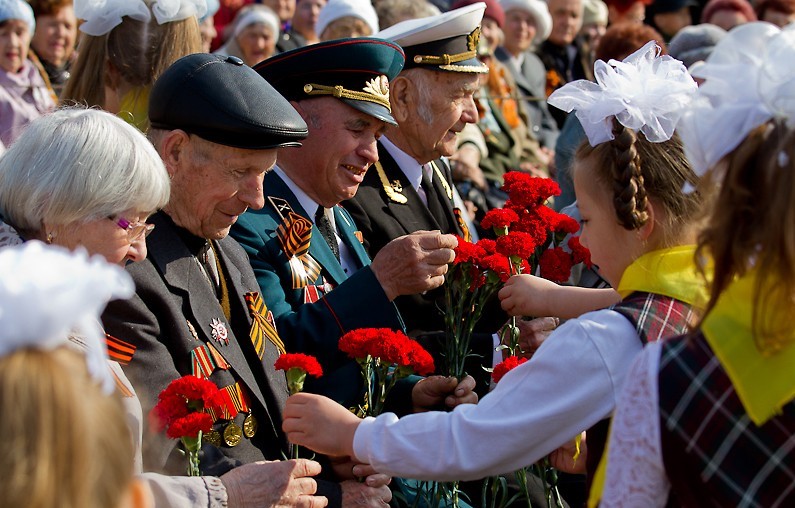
xmin=111 ymin=216 xmax=155 ymax=242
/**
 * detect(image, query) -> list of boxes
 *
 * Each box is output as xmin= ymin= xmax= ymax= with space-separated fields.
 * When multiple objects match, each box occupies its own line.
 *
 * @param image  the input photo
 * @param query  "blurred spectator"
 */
xmin=316 ymin=0 xmax=378 ymax=40
xmin=536 ymin=0 xmax=590 ymax=129
xmin=215 ymin=4 xmax=279 ymax=66
xmin=700 ymin=0 xmax=756 ymax=30
xmin=646 ymin=0 xmax=698 ymax=40
xmin=604 ymin=0 xmax=651 ymax=24
xmin=0 ymin=0 xmax=56 ymax=146
xmin=61 ymin=0 xmax=202 ymax=131
xmin=199 ymin=0 xmax=221 ymax=52
xmin=754 ymin=0 xmax=795 ymax=26
xmin=578 ymin=0 xmax=608 ymax=71
xmin=292 ymin=0 xmax=326 ymax=45
xmin=28 ymin=0 xmax=77 ymax=96
xmin=668 ymin=22 xmax=726 ymax=69
xmin=375 ymin=0 xmax=440 ymax=30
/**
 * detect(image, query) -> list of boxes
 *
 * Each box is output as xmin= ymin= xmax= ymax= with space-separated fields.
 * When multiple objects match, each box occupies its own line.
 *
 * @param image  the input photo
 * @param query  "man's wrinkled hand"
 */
xmin=411 ymin=374 xmax=477 ymax=413
xmin=220 ymin=459 xmax=328 ymax=508
xmin=371 ymin=231 xmax=458 ymax=301
xmin=340 ymin=480 xmax=392 ymax=508
xmin=503 ymin=317 xmax=559 ymax=360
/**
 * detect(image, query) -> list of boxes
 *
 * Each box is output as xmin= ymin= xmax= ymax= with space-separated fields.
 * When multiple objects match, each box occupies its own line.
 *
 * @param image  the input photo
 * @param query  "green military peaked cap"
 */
xmin=254 ymin=37 xmax=405 ymax=126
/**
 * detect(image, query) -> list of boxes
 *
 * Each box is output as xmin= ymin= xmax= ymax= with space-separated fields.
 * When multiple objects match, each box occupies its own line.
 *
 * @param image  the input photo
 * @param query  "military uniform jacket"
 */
xmin=343 ymin=141 xmax=465 ymax=334
xmin=230 ymin=170 xmax=404 ymax=407
xmin=102 ymin=211 xmax=290 ymax=477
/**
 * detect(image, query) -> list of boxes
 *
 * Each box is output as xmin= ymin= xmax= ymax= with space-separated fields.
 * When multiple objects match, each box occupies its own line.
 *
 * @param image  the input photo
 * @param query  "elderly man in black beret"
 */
xmin=102 ymin=53 xmax=392 ymax=508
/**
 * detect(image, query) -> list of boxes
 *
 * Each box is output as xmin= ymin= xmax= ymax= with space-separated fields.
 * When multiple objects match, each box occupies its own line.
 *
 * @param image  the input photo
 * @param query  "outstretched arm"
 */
xmin=499 ymin=274 xmax=620 ymax=319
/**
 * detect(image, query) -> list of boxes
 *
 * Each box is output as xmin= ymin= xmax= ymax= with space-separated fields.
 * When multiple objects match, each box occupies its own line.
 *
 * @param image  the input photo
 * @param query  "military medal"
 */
xmin=223 ymin=422 xmax=243 ymax=447
xmin=209 ymin=318 xmax=229 ymax=346
xmin=186 ymin=320 xmax=199 ymax=341
xmin=243 ymin=413 xmax=258 ymax=438
xmin=205 ymin=428 xmax=222 ymax=447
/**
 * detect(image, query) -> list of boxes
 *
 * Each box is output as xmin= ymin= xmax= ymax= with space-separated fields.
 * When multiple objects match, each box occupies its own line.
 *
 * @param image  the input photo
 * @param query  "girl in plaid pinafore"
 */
xmin=603 ymin=22 xmax=795 ymax=508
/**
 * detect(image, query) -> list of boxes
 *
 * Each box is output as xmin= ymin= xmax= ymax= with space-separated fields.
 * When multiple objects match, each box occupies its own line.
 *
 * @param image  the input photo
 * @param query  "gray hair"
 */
xmin=0 ymin=107 xmax=170 ymax=235
xmin=402 ymin=68 xmax=436 ymax=124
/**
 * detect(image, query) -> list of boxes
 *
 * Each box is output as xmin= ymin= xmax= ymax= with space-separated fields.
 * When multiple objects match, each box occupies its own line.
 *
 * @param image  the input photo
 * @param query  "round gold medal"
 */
xmin=223 ymin=422 xmax=243 ymax=447
xmin=243 ymin=413 xmax=258 ymax=438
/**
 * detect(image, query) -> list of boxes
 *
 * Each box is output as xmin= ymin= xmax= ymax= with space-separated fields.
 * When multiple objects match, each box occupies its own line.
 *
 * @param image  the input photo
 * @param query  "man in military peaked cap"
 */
xmin=230 ymin=38 xmax=477 ymax=414
xmin=102 ymin=53 xmax=392 ymax=508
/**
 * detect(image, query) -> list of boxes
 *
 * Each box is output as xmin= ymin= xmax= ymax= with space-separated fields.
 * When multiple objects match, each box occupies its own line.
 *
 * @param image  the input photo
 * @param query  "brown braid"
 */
xmin=610 ymin=119 xmax=649 ymax=229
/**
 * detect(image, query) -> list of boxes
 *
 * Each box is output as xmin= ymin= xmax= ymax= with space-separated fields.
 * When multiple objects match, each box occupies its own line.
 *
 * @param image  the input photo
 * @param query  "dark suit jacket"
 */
xmin=343 ymin=142 xmax=465 ymax=335
xmin=102 ymin=212 xmax=342 ymax=505
xmin=229 ymin=170 xmax=405 ymax=408
xmin=495 ymin=46 xmax=559 ymax=149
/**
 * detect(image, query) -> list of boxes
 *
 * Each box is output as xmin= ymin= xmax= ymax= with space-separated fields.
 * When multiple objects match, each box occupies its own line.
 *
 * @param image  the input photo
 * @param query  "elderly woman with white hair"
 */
xmin=214 ymin=4 xmax=280 ymax=66
xmin=0 ymin=107 xmax=326 ymax=508
xmin=316 ymin=0 xmax=378 ymax=41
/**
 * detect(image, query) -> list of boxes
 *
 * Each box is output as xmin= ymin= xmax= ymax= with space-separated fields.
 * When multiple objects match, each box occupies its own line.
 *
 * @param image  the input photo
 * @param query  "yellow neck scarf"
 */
xmin=118 ymin=86 xmax=150 ymax=132
xmin=702 ymin=271 xmax=795 ymax=425
xmin=589 ymin=245 xmax=708 ymax=508
xmin=616 ymin=244 xmax=709 ymax=307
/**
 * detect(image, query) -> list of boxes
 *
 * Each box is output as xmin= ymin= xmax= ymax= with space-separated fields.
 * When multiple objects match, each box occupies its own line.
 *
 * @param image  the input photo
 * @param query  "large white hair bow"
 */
xmin=75 ymin=0 xmax=207 ymax=36
xmin=677 ymin=22 xmax=795 ymax=176
xmin=0 ymin=242 xmax=134 ymax=393
xmin=548 ymin=41 xmax=698 ymax=146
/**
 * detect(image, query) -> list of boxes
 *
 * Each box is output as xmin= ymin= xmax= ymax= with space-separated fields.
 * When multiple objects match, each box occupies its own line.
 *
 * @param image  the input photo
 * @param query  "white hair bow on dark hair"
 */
xmin=547 ymin=40 xmax=698 ymax=147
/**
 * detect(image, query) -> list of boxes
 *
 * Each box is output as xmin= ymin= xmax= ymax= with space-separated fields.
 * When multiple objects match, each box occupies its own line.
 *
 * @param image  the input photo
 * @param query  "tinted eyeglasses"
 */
xmin=111 ymin=216 xmax=154 ymax=242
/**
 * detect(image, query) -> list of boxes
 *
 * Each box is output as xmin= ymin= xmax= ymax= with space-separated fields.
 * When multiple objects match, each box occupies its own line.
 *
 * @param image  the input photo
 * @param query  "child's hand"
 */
xmin=498 ymin=274 xmax=559 ymax=317
xmin=283 ymin=393 xmax=361 ymax=458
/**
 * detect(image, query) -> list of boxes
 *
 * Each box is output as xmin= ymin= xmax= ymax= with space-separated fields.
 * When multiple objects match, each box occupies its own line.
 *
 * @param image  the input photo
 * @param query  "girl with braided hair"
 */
xmin=275 ymin=41 xmax=709 ymax=503
xmin=603 ymin=22 xmax=795 ymax=506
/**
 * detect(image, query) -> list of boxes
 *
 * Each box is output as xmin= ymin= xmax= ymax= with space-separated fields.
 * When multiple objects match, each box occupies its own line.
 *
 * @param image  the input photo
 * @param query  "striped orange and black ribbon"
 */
xmin=245 ymin=292 xmax=286 ymax=358
xmin=276 ymin=212 xmax=322 ymax=288
xmin=105 ymin=334 xmax=136 ymax=365
xmin=191 ymin=342 xmax=230 ymax=379
xmin=206 ymin=382 xmax=252 ymax=421
xmin=453 ymin=208 xmax=472 ymax=243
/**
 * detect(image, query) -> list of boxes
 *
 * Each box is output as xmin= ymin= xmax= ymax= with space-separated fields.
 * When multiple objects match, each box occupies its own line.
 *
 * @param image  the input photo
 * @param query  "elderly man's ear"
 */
xmin=158 ymin=130 xmax=191 ymax=176
xmin=389 ymin=76 xmax=413 ymax=124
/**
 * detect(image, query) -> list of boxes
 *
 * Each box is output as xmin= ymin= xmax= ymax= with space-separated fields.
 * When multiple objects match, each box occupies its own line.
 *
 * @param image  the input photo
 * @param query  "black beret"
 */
xmin=149 ymin=54 xmax=309 ymax=149
xmin=254 ymin=38 xmax=405 ymax=126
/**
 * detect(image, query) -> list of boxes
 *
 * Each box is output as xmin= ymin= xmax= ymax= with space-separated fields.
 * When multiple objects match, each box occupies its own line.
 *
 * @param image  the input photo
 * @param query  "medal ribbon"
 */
xmin=206 ymin=382 xmax=251 ymax=421
xmin=191 ymin=343 xmax=230 ymax=380
xmin=245 ymin=292 xmax=287 ymax=357
xmin=277 ymin=212 xmax=322 ymax=288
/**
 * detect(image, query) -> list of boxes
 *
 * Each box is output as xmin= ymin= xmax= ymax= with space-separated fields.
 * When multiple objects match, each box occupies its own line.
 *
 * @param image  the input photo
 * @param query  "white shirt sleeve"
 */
xmin=601 ymin=342 xmax=671 ymax=507
xmin=352 ymin=310 xmax=642 ymax=481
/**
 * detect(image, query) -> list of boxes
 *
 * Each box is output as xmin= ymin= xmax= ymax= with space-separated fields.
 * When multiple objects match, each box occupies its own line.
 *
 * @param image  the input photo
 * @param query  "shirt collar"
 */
xmin=380 ymin=136 xmax=424 ymax=191
xmin=272 ymin=166 xmax=336 ymax=228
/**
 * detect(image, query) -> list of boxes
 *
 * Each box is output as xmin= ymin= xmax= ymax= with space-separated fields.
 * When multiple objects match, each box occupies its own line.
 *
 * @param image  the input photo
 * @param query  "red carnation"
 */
xmin=166 ymin=412 xmax=214 ymax=440
xmin=512 ymin=208 xmax=550 ymax=247
xmin=339 ymin=328 xmax=384 ymax=359
xmin=405 ymin=340 xmax=435 ymax=376
xmin=568 ymin=236 xmax=592 ymax=268
xmin=496 ymin=231 xmax=538 ymax=260
xmin=539 ymin=247 xmax=575 ymax=283
xmin=537 ymin=206 xmax=579 ymax=235
xmin=476 ymin=238 xmax=497 ymax=255
xmin=479 ymin=253 xmax=512 ymax=282
xmin=491 ymin=356 xmax=528 ymax=383
xmin=151 ymin=375 xmax=220 ymax=432
xmin=274 ymin=353 xmax=323 ymax=378
xmin=480 ymin=208 xmax=519 ymax=233
xmin=453 ymin=238 xmax=486 ymax=265
xmin=502 ymin=172 xmax=560 ymax=208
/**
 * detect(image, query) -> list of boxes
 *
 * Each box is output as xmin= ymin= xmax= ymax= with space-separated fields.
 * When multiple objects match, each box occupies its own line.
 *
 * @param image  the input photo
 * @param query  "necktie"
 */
xmin=421 ymin=164 xmax=448 ymax=230
xmin=199 ymin=241 xmax=220 ymax=292
xmin=315 ymin=206 xmax=340 ymax=261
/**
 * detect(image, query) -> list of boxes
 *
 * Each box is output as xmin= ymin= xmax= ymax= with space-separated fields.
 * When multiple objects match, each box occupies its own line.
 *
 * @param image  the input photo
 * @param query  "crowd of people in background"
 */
xmin=1 ymin=0 xmax=794 ymax=507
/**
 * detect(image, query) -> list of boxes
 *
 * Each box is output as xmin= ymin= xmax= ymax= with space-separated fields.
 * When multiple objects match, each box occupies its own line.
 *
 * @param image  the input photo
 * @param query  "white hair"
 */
xmin=0 ymin=107 xmax=170 ymax=235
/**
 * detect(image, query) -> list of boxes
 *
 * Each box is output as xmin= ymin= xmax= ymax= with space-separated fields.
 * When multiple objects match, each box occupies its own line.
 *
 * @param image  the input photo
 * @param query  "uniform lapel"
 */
xmin=147 ymin=213 xmax=278 ymax=417
xmin=334 ymin=206 xmax=371 ymax=268
xmin=266 ymin=171 xmax=348 ymax=286
xmin=377 ymin=143 xmax=441 ymax=233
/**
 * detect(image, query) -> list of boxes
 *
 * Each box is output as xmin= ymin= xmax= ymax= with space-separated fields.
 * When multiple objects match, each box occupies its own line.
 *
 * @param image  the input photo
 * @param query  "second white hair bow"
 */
xmin=75 ymin=0 xmax=207 ymax=36
xmin=677 ymin=22 xmax=795 ymax=176
xmin=548 ymin=41 xmax=698 ymax=147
